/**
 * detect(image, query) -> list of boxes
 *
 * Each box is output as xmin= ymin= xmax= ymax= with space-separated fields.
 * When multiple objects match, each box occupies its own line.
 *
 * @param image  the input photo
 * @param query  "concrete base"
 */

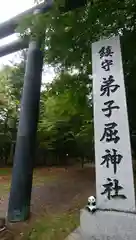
xmin=65 ymin=227 xmax=83 ymax=240
xmin=80 ymin=208 xmax=136 ymax=240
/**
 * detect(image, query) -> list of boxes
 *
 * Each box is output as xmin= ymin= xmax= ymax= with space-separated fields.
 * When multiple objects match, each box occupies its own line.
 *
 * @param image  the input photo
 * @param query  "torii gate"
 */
xmin=0 ymin=0 xmax=87 ymax=222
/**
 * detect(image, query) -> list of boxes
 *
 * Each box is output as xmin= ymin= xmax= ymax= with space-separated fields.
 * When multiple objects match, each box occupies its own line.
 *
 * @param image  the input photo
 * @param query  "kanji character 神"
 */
xmin=101 ymin=149 xmax=123 ymax=174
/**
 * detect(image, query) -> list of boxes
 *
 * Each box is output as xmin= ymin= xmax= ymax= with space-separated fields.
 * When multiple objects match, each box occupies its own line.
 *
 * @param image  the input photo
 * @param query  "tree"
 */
xmin=38 ymin=72 xmax=93 ymax=165
xmin=43 ymin=0 xmax=136 ymax=134
xmin=11 ymin=0 xmax=136 ymax=164
xmin=0 ymin=60 xmax=25 ymax=165
xmin=24 ymin=0 xmax=135 ymax=71
xmin=19 ymin=0 xmax=136 ymax=134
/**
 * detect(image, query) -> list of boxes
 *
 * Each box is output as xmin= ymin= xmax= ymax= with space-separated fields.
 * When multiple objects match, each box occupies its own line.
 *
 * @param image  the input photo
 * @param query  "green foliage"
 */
xmin=22 ymin=0 xmax=135 ymax=72
xmin=38 ymin=72 xmax=93 ymax=163
xmin=17 ymin=0 xmax=136 ymax=136
xmin=32 ymin=0 xmax=136 ymax=136
xmin=0 ymin=61 xmax=25 ymax=165
xmin=1 ymin=0 xmax=136 ymax=166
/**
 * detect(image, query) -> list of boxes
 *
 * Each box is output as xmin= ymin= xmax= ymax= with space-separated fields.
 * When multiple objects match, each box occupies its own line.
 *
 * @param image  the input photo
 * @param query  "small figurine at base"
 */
xmin=86 ymin=196 xmax=96 ymax=213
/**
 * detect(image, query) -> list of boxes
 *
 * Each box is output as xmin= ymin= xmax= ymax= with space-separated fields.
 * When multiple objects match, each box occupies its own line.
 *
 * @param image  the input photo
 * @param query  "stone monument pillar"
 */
xmin=80 ymin=35 xmax=136 ymax=240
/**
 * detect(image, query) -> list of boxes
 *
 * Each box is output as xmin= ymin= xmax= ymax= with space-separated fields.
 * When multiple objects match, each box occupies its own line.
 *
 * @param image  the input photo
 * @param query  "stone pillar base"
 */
xmin=80 ymin=208 xmax=136 ymax=240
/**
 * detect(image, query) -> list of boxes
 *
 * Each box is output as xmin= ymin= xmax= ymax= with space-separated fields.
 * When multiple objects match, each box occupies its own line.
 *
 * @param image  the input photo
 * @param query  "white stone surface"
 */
xmin=65 ymin=227 xmax=83 ymax=240
xmin=92 ymin=36 xmax=135 ymax=211
xmin=80 ymin=208 xmax=136 ymax=240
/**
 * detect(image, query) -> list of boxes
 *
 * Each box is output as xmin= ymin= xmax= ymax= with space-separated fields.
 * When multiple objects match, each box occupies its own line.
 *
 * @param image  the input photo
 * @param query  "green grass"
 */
xmin=0 ymin=169 xmax=11 ymax=196
xmin=20 ymin=196 xmax=84 ymax=240
xmin=21 ymin=210 xmax=79 ymax=240
xmin=32 ymin=174 xmax=58 ymax=187
xmin=0 ymin=168 xmax=12 ymax=176
xmin=0 ymin=182 xmax=10 ymax=195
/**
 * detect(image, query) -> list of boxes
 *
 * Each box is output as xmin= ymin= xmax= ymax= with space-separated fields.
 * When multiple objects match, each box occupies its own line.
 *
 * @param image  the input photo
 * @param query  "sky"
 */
xmin=0 ymin=0 xmax=55 ymax=83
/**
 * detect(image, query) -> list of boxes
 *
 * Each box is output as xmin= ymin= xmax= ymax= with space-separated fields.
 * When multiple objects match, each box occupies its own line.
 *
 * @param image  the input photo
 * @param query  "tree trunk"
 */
xmin=81 ymin=157 xmax=84 ymax=168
